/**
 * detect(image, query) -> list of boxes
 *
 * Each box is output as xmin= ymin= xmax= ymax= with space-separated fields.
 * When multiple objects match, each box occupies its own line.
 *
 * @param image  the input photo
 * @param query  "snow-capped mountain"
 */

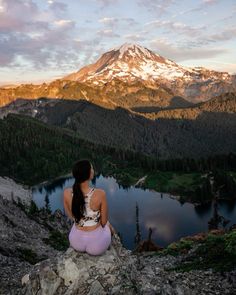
xmin=0 ymin=43 xmax=235 ymax=108
xmin=64 ymin=43 xmax=195 ymax=83
xmin=64 ymin=43 xmax=236 ymax=102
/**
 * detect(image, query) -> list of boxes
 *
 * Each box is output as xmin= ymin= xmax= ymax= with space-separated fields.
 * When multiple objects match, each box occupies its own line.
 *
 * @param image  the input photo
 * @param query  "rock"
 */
xmin=88 ymin=280 xmax=106 ymax=295
xmin=1 ymin=178 xmax=236 ymax=295
xmin=0 ymin=176 xmax=32 ymax=205
xmin=0 ymin=194 xmax=71 ymax=295
xmin=21 ymin=274 xmax=30 ymax=286
xmin=21 ymin=233 xmax=138 ymax=295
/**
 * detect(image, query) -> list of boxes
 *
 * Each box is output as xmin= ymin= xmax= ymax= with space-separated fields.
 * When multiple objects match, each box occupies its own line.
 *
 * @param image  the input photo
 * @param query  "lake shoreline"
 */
xmin=31 ymin=169 xmax=236 ymax=206
xmin=32 ymin=171 xmax=73 ymax=188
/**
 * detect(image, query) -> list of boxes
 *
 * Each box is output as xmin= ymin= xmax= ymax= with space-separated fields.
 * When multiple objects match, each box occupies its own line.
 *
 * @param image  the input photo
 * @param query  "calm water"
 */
xmin=32 ymin=174 xmax=236 ymax=250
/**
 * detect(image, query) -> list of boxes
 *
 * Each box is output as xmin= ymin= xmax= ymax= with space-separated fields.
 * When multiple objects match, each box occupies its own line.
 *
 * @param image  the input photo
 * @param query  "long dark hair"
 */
xmin=71 ymin=159 xmax=92 ymax=223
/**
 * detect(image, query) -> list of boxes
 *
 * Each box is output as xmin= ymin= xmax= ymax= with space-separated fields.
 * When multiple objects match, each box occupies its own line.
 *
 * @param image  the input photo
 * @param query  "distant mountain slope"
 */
xmin=63 ymin=43 xmax=236 ymax=103
xmin=143 ymin=92 xmax=236 ymax=120
xmin=1 ymin=93 xmax=236 ymax=160
xmin=0 ymin=43 xmax=235 ymax=108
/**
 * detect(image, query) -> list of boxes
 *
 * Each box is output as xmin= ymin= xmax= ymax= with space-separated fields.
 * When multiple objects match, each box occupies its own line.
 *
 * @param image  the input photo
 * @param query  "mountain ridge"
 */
xmin=1 ymin=92 xmax=236 ymax=160
xmin=62 ymin=43 xmax=236 ymax=103
xmin=0 ymin=43 xmax=236 ymax=108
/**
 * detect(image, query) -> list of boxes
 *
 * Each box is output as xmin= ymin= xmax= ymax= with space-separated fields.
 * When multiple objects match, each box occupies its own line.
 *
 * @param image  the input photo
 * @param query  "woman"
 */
xmin=63 ymin=159 xmax=116 ymax=256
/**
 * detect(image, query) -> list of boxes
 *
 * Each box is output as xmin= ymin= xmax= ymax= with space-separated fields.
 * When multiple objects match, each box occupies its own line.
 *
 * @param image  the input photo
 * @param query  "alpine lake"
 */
xmin=32 ymin=173 xmax=236 ymax=250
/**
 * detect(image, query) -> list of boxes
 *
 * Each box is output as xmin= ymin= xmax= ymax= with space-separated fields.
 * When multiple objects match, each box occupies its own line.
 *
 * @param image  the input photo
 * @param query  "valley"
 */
xmin=0 ymin=43 xmax=236 ymax=204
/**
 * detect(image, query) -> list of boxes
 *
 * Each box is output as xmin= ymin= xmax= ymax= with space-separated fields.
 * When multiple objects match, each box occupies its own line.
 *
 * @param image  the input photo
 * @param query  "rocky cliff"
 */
xmin=0 ymin=178 xmax=71 ymax=294
xmin=0 ymin=177 xmax=235 ymax=295
xmin=21 ymin=231 xmax=236 ymax=295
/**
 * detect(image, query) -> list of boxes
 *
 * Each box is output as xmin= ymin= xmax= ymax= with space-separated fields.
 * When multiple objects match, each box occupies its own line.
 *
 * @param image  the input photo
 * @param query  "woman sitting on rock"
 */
xmin=63 ymin=159 xmax=116 ymax=256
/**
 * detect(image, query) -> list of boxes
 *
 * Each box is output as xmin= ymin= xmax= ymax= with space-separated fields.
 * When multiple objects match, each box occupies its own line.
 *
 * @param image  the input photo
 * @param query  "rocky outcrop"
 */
xmin=0 ymin=176 xmax=32 ymax=205
xmin=1 ymin=177 xmax=235 ymax=294
xmin=21 ymin=234 xmax=138 ymax=295
xmin=0 ymin=194 xmax=71 ymax=295
xmin=21 ymin=232 xmax=236 ymax=295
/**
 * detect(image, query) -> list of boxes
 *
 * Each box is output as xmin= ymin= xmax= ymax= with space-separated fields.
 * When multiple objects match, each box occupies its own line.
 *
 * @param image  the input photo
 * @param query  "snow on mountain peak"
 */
xmin=120 ymin=43 xmax=152 ymax=58
xmin=64 ymin=43 xmax=231 ymax=85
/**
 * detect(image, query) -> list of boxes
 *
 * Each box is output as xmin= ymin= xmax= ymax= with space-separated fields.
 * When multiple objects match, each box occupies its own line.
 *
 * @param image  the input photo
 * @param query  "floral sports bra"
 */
xmin=72 ymin=187 xmax=101 ymax=227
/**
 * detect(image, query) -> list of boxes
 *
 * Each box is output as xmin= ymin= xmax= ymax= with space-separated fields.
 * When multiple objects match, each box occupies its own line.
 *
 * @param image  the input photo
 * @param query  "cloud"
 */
xmin=99 ymin=17 xmax=118 ymax=27
xmin=99 ymin=16 xmax=138 ymax=29
xmin=210 ymin=27 xmax=236 ymax=42
xmin=73 ymin=38 xmax=105 ymax=65
xmin=97 ymin=0 xmax=118 ymax=5
xmin=146 ymin=20 xmax=206 ymax=37
xmin=54 ymin=19 xmax=75 ymax=28
xmin=124 ymin=34 xmax=147 ymax=42
xmin=97 ymin=29 xmax=120 ymax=38
xmin=202 ymin=0 xmax=217 ymax=4
xmin=0 ymin=0 xmax=40 ymax=33
xmin=179 ymin=0 xmax=218 ymax=16
xmin=0 ymin=0 xmax=79 ymax=70
xmin=48 ymin=0 xmax=67 ymax=13
xmin=48 ymin=1 xmax=68 ymax=19
xmin=149 ymin=38 xmax=227 ymax=62
xmin=95 ymin=0 xmax=119 ymax=9
xmin=138 ymin=0 xmax=175 ymax=16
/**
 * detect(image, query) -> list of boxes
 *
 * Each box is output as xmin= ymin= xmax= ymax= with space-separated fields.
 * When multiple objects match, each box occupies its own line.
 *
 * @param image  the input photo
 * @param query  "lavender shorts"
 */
xmin=69 ymin=222 xmax=112 ymax=256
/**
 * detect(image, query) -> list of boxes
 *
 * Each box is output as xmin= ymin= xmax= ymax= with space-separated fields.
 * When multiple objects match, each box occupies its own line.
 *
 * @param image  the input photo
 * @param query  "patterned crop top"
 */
xmin=72 ymin=187 xmax=101 ymax=227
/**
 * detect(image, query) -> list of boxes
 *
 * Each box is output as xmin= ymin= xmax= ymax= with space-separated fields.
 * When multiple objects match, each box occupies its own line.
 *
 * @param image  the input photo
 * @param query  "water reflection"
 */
xmin=194 ymin=202 xmax=212 ymax=217
xmin=32 ymin=174 xmax=236 ymax=250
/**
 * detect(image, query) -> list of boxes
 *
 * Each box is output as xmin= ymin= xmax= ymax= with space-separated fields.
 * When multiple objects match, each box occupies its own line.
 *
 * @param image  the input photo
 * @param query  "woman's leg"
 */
xmin=68 ymin=223 xmax=87 ymax=252
xmin=86 ymin=223 xmax=111 ymax=256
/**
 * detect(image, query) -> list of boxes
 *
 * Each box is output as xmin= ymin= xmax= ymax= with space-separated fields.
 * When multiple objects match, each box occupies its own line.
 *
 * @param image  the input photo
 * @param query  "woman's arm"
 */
xmin=100 ymin=190 xmax=108 ymax=227
xmin=63 ymin=189 xmax=74 ymax=220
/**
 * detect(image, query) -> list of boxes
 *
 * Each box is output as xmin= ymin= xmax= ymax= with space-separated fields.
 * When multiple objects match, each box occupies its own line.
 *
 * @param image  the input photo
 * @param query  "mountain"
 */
xmin=142 ymin=92 xmax=236 ymax=120
xmin=1 ymin=93 xmax=236 ymax=160
xmin=64 ymin=43 xmax=186 ymax=83
xmin=0 ymin=43 xmax=235 ymax=109
xmin=63 ymin=43 xmax=236 ymax=102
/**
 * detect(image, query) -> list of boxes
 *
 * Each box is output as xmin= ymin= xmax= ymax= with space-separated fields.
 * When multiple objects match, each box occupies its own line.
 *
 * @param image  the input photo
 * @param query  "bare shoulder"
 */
xmin=94 ymin=188 xmax=106 ymax=199
xmin=63 ymin=187 xmax=72 ymax=198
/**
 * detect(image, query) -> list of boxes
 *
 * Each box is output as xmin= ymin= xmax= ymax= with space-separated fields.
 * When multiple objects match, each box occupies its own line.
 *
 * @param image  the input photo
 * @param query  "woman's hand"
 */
xmin=107 ymin=221 xmax=116 ymax=236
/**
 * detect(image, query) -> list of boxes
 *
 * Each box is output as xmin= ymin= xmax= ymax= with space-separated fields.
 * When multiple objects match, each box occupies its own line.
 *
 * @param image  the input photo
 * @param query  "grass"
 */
xmin=161 ymin=239 xmax=196 ymax=256
xmin=43 ymin=230 xmax=69 ymax=251
xmin=164 ymin=230 xmax=236 ymax=272
xmin=144 ymin=171 xmax=202 ymax=196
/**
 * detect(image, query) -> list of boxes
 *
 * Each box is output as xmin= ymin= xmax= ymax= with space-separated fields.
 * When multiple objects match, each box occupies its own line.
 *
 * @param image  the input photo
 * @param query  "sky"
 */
xmin=0 ymin=0 xmax=236 ymax=84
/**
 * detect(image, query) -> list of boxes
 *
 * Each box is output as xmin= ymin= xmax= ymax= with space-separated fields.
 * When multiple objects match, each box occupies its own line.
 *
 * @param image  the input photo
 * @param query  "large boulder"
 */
xmin=21 ymin=233 xmax=138 ymax=295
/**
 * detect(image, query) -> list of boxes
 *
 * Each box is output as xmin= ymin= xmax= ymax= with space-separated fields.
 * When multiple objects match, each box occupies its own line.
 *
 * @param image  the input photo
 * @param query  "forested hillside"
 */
xmin=1 ymin=93 xmax=236 ymax=160
xmin=0 ymin=113 xmax=153 ymax=185
xmin=0 ymin=113 xmax=236 ymax=203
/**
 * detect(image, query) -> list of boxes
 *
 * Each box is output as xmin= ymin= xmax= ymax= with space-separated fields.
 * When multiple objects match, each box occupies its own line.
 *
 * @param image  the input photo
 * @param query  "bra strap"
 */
xmin=86 ymin=187 xmax=95 ymax=197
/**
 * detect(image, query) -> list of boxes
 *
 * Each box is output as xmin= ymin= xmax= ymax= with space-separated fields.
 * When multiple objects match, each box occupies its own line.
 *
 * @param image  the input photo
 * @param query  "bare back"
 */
xmin=63 ymin=187 xmax=107 ymax=231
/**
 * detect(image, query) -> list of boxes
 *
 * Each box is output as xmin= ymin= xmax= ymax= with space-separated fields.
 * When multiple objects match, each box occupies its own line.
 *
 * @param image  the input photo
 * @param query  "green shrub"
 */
xmin=168 ymin=230 xmax=236 ymax=272
xmin=43 ymin=230 xmax=69 ymax=251
xmin=17 ymin=247 xmax=42 ymax=265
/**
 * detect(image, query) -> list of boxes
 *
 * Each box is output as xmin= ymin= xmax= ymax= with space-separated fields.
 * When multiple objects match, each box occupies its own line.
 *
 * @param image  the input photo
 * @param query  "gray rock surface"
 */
xmin=21 ymin=233 xmax=138 ymax=295
xmin=21 ymin=233 xmax=236 ymax=295
xmin=0 ymin=176 xmax=32 ymax=205
xmin=0 ymin=178 xmax=235 ymax=295
xmin=0 ymin=194 xmax=70 ymax=295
